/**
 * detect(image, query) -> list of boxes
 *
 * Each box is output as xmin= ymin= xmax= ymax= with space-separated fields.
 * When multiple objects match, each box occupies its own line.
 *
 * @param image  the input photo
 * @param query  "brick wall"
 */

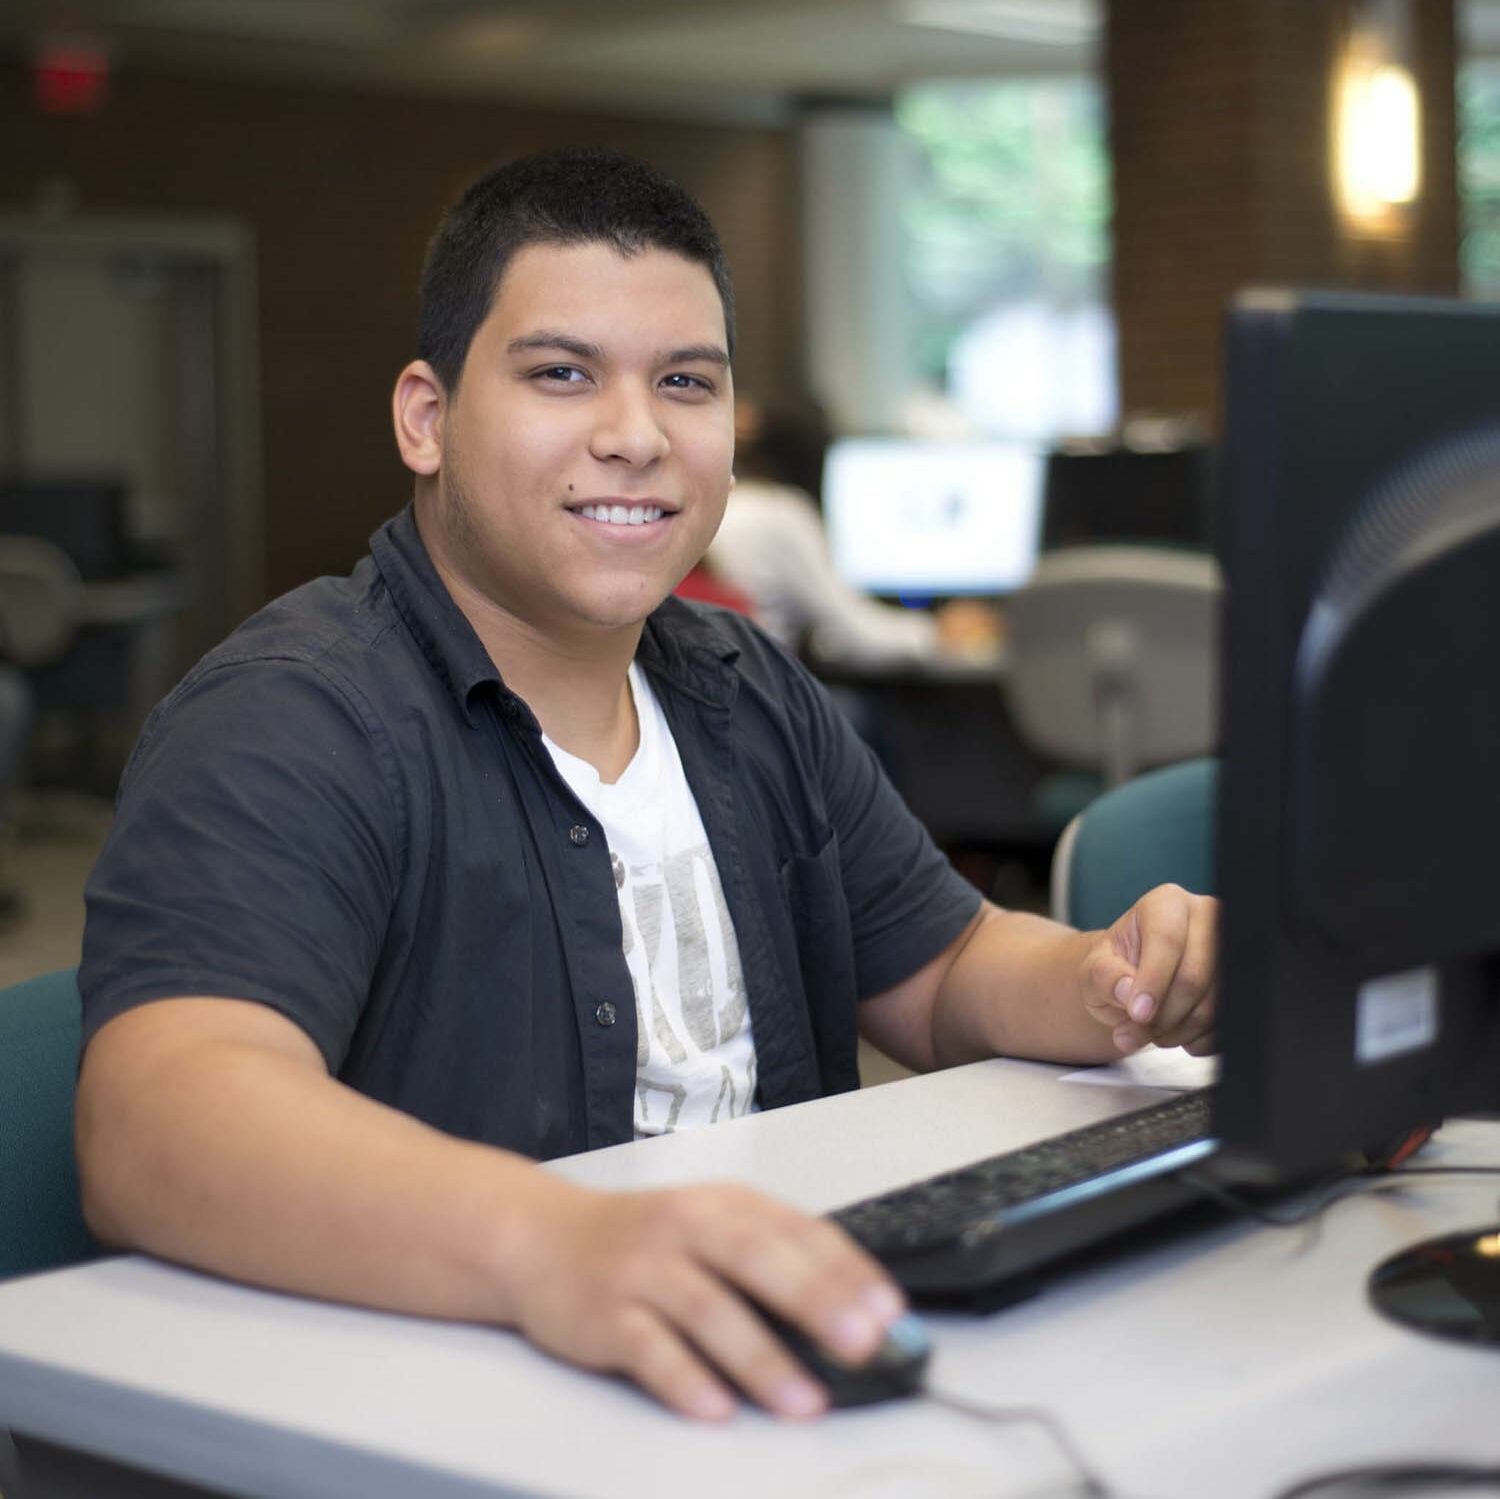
xmin=1106 ymin=0 xmax=1459 ymax=427
xmin=1 ymin=61 xmax=802 ymax=599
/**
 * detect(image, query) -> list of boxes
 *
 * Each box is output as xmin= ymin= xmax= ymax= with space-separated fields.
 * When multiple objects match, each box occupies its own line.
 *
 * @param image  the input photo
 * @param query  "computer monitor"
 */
xmin=821 ymin=438 xmax=1043 ymax=602
xmin=1214 ymin=288 xmax=1500 ymax=1344
xmin=0 ymin=476 xmax=130 ymax=581
xmin=1041 ymin=440 xmax=1216 ymax=554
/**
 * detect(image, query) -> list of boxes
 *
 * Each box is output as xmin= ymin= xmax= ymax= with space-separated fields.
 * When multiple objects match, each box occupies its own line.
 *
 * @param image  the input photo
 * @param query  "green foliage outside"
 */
xmin=896 ymin=62 xmax=1500 ymax=371
xmin=895 ymin=77 xmax=1112 ymax=383
xmin=1460 ymin=62 xmax=1500 ymax=301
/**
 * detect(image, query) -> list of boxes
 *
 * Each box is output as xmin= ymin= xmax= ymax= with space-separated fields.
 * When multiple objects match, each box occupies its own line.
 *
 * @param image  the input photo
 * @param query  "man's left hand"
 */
xmin=1079 ymin=884 xmax=1219 ymax=1056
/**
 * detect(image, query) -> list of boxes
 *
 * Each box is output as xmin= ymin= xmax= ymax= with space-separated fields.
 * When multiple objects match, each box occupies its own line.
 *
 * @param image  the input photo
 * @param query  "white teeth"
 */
xmin=577 ymin=504 xmax=665 ymax=526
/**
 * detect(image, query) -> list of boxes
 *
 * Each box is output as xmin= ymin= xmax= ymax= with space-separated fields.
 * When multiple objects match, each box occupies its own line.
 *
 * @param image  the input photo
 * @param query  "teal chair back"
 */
xmin=0 ymin=967 xmax=98 ymax=1278
xmin=1051 ymin=757 xmax=1219 ymax=930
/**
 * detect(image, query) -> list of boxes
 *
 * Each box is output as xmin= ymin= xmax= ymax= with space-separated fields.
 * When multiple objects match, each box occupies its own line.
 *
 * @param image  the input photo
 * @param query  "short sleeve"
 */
xmin=79 ymin=656 xmax=405 ymax=1071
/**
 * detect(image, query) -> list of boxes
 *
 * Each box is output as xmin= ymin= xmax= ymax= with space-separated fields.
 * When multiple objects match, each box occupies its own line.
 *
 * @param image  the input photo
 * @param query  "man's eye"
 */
xmin=662 ymin=373 xmax=714 ymax=393
xmin=534 ymin=366 xmax=585 ymax=383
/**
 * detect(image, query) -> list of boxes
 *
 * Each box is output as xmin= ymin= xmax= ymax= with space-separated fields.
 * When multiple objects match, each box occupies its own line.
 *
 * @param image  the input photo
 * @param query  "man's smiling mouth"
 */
xmin=572 ymin=503 xmax=667 ymax=526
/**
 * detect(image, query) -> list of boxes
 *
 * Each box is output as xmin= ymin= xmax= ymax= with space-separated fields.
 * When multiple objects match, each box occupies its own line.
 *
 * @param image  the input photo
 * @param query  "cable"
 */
xmin=1177 ymin=1147 xmax=1500 ymax=1232
xmin=1176 ymin=1166 xmax=1368 ymax=1229
xmin=919 ymin=1385 xmax=1122 ymax=1499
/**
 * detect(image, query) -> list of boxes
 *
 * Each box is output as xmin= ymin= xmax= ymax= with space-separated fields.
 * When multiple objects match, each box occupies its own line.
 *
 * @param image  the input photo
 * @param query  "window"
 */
xmin=895 ymin=75 xmax=1114 ymax=440
xmin=1459 ymin=59 xmax=1500 ymax=300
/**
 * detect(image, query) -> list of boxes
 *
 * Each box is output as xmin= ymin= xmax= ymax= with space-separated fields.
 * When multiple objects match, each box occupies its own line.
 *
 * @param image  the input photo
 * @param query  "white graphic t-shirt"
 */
xmin=542 ymin=663 xmax=757 ymax=1137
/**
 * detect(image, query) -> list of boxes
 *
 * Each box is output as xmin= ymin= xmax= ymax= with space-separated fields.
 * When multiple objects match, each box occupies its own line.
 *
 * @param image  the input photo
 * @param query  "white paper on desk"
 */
xmin=1060 ymin=1045 xmax=1219 ymax=1091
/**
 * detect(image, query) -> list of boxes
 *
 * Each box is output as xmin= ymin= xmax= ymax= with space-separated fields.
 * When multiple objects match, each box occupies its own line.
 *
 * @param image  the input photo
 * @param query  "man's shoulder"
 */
xmin=179 ymin=559 xmax=418 ymax=705
xmin=137 ymin=560 xmax=433 ymax=765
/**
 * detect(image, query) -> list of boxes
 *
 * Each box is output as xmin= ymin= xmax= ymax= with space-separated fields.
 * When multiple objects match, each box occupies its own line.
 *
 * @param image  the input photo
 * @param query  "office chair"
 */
xmin=1005 ymin=544 xmax=1223 ymax=792
xmin=0 ymin=967 xmax=98 ymax=1279
xmin=0 ymin=534 xmax=83 ymax=670
xmin=1051 ymin=756 xmax=1219 ymax=929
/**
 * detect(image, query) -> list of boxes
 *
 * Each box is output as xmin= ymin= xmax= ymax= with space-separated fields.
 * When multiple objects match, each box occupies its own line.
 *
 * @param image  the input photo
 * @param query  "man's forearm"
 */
xmin=929 ymin=904 xmax=1119 ymax=1069
xmin=76 ymin=1002 xmax=557 ymax=1327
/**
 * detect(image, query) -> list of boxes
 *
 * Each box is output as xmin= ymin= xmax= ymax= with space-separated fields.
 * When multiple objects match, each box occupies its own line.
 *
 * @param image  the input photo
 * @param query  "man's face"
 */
xmin=413 ymin=239 xmax=735 ymax=642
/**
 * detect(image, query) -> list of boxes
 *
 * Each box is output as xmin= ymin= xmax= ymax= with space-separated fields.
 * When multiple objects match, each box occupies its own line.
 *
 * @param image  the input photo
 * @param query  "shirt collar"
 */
xmin=371 ymin=504 xmax=744 ymax=725
xmin=370 ymin=505 xmax=503 ymax=726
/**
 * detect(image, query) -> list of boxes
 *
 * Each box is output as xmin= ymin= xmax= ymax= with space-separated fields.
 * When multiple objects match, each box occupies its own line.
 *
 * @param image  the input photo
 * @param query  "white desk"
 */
xmin=1 ymin=1059 xmax=1498 ymax=1499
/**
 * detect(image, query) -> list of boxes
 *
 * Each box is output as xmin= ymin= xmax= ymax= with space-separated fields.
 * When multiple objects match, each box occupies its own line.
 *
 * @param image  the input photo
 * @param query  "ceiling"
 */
xmin=9 ymin=0 xmax=1500 ymax=126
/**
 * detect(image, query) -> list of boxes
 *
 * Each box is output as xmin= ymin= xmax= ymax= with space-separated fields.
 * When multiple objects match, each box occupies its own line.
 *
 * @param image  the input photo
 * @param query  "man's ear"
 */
xmin=392 ymin=360 xmax=446 ymax=476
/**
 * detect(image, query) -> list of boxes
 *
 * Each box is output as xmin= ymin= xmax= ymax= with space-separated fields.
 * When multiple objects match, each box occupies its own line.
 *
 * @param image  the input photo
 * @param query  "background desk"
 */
xmin=1 ymin=1059 xmax=1498 ymax=1499
xmin=810 ymin=650 xmax=1067 ymax=858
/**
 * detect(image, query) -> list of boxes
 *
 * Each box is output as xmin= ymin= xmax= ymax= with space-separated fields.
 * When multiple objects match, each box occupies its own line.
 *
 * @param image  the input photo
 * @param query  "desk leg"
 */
xmin=9 ymin=1434 xmax=234 ymax=1499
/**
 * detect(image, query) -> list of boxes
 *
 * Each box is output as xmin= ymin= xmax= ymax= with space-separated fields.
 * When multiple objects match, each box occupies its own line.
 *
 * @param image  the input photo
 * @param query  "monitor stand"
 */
xmin=1368 ymin=1226 xmax=1500 ymax=1344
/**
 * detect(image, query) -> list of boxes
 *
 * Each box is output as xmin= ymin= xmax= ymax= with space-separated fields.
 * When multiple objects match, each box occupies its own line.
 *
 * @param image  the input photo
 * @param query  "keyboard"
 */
xmin=831 ymin=1088 xmax=1222 ymax=1307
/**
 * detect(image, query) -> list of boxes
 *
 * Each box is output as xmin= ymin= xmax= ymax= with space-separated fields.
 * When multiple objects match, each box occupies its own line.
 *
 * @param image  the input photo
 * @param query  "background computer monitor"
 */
xmin=821 ymin=438 xmax=1044 ymax=602
xmin=1041 ymin=439 xmax=1216 ymax=554
xmin=0 ymin=476 xmax=132 ymax=582
xmin=1214 ymin=289 xmax=1500 ymax=1340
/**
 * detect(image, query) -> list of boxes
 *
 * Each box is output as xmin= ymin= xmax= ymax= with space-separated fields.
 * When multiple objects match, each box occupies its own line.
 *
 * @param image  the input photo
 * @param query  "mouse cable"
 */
xmin=917 ymin=1385 xmax=1122 ymax=1499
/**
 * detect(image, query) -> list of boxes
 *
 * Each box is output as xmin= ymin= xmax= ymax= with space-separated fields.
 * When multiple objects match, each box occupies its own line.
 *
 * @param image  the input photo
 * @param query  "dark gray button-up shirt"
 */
xmin=81 ymin=506 xmax=981 ymax=1159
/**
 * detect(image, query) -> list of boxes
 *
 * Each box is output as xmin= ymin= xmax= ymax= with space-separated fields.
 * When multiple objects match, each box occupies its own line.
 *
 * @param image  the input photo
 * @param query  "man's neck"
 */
xmin=422 ymin=543 xmax=644 ymax=783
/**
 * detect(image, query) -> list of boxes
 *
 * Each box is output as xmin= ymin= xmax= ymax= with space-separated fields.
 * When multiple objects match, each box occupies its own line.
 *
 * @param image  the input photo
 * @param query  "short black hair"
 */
xmin=418 ymin=145 xmax=736 ymax=391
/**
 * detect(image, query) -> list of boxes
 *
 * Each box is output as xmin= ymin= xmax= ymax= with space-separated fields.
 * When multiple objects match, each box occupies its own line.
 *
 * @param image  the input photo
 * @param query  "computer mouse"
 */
xmin=762 ymin=1308 xmax=931 ymax=1408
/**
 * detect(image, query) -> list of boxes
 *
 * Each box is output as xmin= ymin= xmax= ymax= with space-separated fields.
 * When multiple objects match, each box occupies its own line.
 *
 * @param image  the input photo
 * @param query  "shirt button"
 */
xmin=595 ymin=1001 xmax=617 ymax=1027
xmin=569 ymin=824 xmax=590 ymax=846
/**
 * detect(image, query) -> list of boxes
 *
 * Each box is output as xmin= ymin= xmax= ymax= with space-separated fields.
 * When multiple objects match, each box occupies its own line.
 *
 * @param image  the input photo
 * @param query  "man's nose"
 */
xmin=589 ymin=383 xmax=670 ymax=466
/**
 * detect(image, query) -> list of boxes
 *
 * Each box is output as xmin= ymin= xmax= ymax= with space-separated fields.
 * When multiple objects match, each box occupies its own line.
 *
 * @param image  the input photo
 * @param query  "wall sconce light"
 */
xmin=1334 ymin=0 xmax=1422 ymax=229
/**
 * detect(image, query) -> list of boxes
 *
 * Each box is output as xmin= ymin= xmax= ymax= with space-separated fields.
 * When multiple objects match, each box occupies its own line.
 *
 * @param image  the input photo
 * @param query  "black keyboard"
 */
xmin=831 ymin=1088 xmax=1221 ymax=1306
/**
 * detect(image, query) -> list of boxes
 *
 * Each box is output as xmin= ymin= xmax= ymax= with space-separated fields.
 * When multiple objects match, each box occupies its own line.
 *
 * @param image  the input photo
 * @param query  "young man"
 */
xmin=76 ymin=147 xmax=1217 ymax=1423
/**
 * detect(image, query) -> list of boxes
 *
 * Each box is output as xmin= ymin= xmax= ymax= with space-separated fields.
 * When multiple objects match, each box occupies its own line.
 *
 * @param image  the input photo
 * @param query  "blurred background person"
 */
xmin=703 ymin=396 xmax=997 ymax=668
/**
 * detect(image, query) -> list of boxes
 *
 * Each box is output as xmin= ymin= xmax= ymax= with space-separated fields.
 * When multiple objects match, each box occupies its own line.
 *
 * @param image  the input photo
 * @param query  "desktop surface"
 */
xmin=1 ymin=1058 xmax=1498 ymax=1499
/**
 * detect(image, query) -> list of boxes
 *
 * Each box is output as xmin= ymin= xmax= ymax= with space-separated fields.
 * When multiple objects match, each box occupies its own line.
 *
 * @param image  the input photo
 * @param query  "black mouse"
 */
xmin=761 ymin=1309 xmax=931 ymax=1408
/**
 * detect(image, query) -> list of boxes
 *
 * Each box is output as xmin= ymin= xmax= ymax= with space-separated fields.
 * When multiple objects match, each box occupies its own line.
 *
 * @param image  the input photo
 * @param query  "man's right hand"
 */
xmin=77 ymin=996 xmax=905 ymax=1424
xmin=501 ymin=1176 xmax=908 ymax=1420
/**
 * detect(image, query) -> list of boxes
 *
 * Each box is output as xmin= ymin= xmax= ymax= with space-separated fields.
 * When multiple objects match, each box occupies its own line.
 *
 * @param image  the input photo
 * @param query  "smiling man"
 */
xmin=75 ymin=148 xmax=1218 ymax=1422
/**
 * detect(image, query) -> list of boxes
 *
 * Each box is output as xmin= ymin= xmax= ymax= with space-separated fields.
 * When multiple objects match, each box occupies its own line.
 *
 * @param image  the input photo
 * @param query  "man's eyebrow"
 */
xmin=506 ymin=331 xmax=729 ymax=369
xmin=663 ymin=344 xmax=731 ymax=368
xmin=506 ymin=331 xmax=603 ymax=360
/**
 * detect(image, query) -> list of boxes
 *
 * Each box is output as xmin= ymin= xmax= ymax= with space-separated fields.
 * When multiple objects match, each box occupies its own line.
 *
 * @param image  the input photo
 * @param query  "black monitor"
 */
xmin=1041 ymin=439 xmax=1216 ymax=553
xmin=1214 ymin=288 xmax=1500 ymax=1344
xmin=0 ymin=476 xmax=130 ymax=581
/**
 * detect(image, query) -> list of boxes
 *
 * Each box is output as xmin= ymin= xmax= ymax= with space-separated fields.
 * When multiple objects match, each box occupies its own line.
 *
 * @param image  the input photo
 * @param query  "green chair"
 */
xmin=1050 ymin=757 xmax=1219 ymax=930
xmin=0 ymin=966 xmax=98 ymax=1278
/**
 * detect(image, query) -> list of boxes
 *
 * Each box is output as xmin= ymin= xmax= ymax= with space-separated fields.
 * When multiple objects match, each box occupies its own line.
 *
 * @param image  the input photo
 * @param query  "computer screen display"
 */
xmin=821 ymin=438 xmax=1044 ymax=600
xmin=1215 ymin=289 xmax=1500 ymax=1182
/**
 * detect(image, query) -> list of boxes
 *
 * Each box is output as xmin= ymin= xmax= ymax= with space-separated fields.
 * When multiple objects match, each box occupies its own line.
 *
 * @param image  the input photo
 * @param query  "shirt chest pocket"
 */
xmin=779 ymin=834 xmax=861 ymax=1095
